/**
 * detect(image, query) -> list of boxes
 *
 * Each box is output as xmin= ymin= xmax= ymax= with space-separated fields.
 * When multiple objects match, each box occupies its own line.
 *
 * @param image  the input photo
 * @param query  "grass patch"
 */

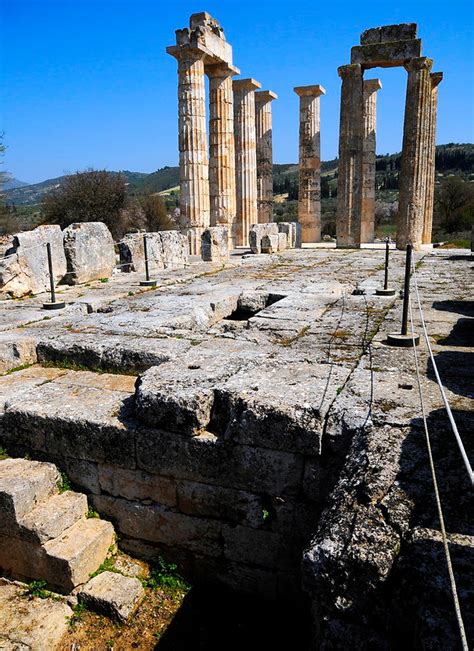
xmin=24 ymin=580 xmax=50 ymax=599
xmin=0 ymin=447 xmax=9 ymax=460
xmin=274 ymin=325 xmax=310 ymax=347
xmin=89 ymin=556 xmax=119 ymax=579
xmin=99 ymin=277 xmax=109 ymax=283
xmin=439 ymin=239 xmax=470 ymax=249
xmin=2 ymin=363 xmax=33 ymax=376
xmin=67 ymin=602 xmax=89 ymax=628
xmin=57 ymin=470 xmax=71 ymax=494
xmin=142 ymin=557 xmax=190 ymax=593
xmin=86 ymin=508 xmax=100 ymax=519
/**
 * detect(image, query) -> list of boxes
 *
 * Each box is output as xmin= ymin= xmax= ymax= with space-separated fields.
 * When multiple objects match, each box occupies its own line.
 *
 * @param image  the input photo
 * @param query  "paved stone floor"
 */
xmin=0 ymin=246 xmax=472 ymax=647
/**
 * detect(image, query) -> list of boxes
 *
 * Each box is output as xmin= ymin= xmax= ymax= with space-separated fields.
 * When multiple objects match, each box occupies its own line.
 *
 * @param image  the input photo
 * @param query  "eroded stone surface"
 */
xmin=63 ymin=222 xmax=116 ymax=284
xmin=78 ymin=571 xmax=145 ymax=622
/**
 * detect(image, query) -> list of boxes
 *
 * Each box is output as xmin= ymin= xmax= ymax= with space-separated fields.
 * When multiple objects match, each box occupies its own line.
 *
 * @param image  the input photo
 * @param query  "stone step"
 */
xmin=43 ymin=517 xmax=115 ymax=592
xmin=0 ymin=458 xmax=60 ymax=529
xmin=19 ymin=490 xmax=88 ymax=543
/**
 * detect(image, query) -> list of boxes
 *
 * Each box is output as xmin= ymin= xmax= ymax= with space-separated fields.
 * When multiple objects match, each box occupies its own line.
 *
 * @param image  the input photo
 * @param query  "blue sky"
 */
xmin=1 ymin=0 xmax=473 ymax=183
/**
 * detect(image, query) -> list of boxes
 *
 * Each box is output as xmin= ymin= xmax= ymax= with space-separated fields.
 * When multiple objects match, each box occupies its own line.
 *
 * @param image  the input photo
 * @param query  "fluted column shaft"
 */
xmin=336 ymin=64 xmax=364 ymax=248
xmin=207 ymin=64 xmax=238 ymax=247
xmin=255 ymin=91 xmax=278 ymax=224
xmin=422 ymin=72 xmax=443 ymax=244
xmin=177 ymin=51 xmax=210 ymax=253
xmin=397 ymin=57 xmax=433 ymax=250
xmin=361 ymin=79 xmax=382 ymax=243
xmin=234 ymin=78 xmax=261 ymax=246
xmin=294 ymin=85 xmax=325 ymax=243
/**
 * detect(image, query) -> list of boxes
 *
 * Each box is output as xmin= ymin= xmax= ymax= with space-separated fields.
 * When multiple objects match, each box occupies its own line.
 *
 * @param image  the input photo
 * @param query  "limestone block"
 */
xmin=360 ymin=23 xmax=417 ymax=45
xmin=261 ymin=233 xmax=279 ymax=254
xmin=0 ymin=225 xmax=67 ymax=298
xmin=278 ymin=222 xmax=302 ymax=248
xmin=201 ymin=226 xmax=229 ymax=262
xmin=91 ymin=494 xmax=222 ymax=557
xmin=118 ymin=232 xmax=164 ymax=274
xmin=63 ymin=222 xmax=116 ymax=284
xmin=0 ymin=333 xmax=37 ymax=374
xmin=98 ymin=464 xmax=177 ymax=507
xmin=0 ymin=582 xmax=72 ymax=650
xmin=222 ymin=524 xmax=280 ymax=568
xmin=18 ymin=490 xmax=88 ymax=543
xmin=277 ymin=232 xmax=288 ymax=251
xmin=351 ymin=40 xmax=422 ymax=68
xmin=78 ymin=571 xmax=145 ymax=623
xmin=249 ymin=223 xmax=279 ymax=254
xmin=159 ymin=230 xmax=189 ymax=269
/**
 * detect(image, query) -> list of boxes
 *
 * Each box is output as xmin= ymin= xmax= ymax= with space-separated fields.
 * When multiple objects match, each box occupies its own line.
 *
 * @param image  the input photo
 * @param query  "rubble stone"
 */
xmin=78 ymin=571 xmax=145 ymax=623
xmin=201 ymin=226 xmax=229 ymax=262
xmin=63 ymin=222 xmax=116 ymax=284
xmin=0 ymin=225 xmax=66 ymax=298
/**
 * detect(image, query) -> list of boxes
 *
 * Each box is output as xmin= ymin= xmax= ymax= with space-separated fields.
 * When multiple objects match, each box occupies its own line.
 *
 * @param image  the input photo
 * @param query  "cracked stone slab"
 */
xmin=78 ymin=571 xmax=145 ymax=622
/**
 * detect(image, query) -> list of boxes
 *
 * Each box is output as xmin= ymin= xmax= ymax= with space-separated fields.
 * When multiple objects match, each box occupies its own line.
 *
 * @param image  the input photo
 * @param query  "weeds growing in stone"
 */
xmin=57 ymin=470 xmax=71 ymax=494
xmin=142 ymin=557 xmax=190 ymax=593
xmin=24 ymin=580 xmax=50 ymax=599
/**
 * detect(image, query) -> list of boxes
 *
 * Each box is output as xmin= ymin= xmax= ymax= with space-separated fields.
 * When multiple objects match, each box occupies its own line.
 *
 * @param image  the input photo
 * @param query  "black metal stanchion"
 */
xmin=42 ymin=242 xmax=65 ymax=310
xmin=139 ymin=234 xmax=157 ymax=287
xmin=376 ymin=239 xmax=396 ymax=296
xmin=387 ymin=244 xmax=419 ymax=347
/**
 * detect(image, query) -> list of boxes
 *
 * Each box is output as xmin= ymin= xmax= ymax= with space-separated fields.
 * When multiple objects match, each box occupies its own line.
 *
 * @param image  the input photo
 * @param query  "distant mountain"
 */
xmin=2 ymin=176 xmax=29 ymax=191
xmin=4 ymin=144 xmax=473 ymax=207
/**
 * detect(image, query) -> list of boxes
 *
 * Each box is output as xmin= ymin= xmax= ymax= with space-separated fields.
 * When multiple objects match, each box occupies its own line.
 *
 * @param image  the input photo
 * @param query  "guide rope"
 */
xmin=408 ymin=295 xmax=470 ymax=651
xmin=411 ymin=259 xmax=474 ymax=487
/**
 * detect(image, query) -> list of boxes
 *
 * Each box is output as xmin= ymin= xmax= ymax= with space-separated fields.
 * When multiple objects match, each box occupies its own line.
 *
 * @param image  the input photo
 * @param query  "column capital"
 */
xmin=431 ymin=71 xmax=443 ymax=88
xmin=233 ymin=78 xmax=262 ymax=92
xmin=337 ymin=63 xmax=362 ymax=79
xmin=255 ymin=90 xmax=278 ymax=104
xmin=206 ymin=62 xmax=240 ymax=78
xmin=294 ymin=84 xmax=325 ymax=98
xmin=363 ymin=78 xmax=382 ymax=93
xmin=404 ymin=57 xmax=433 ymax=73
xmin=166 ymin=44 xmax=207 ymax=62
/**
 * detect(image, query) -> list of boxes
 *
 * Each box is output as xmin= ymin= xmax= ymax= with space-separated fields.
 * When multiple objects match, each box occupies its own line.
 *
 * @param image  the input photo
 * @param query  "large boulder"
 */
xmin=118 ymin=233 xmax=164 ymax=274
xmin=201 ymin=226 xmax=229 ymax=262
xmin=0 ymin=225 xmax=67 ymax=298
xmin=119 ymin=231 xmax=188 ymax=274
xmin=63 ymin=222 xmax=116 ymax=285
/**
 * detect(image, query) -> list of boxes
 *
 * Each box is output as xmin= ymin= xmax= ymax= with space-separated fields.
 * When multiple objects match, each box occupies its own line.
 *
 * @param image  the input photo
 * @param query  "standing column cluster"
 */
xmin=336 ymin=24 xmax=442 ymax=250
xmin=168 ymin=13 xmax=278 ymax=252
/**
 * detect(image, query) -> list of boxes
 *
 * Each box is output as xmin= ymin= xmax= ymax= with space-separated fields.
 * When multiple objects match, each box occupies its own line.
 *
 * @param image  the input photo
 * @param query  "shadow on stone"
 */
xmin=155 ymin=584 xmax=311 ymax=651
xmin=427 ymin=351 xmax=474 ymax=397
xmin=432 ymin=299 xmax=474 ymax=318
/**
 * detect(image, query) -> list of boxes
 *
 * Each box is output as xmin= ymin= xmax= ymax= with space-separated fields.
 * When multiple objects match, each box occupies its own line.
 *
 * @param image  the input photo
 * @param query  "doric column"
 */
xmin=255 ymin=90 xmax=278 ymax=224
xmin=422 ymin=71 xmax=443 ymax=244
xmin=397 ymin=57 xmax=433 ymax=250
xmin=336 ymin=64 xmax=364 ymax=248
xmin=294 ymin=85 xmax=325 ymax=243
xmin=361 ymin=79 xmax=382 ymax=243
xmin=170 ymin=49 xmax=210 ymax=254
xmin=233 ymin=78 xmax=261 ymax=246
xmin=207 ymin=63 xmax=240 ymax=248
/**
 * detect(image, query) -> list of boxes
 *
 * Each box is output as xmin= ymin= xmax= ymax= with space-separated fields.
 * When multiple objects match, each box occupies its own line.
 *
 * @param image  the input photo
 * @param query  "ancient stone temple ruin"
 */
xmin=336 ymin=23 xmax=442 ymax=250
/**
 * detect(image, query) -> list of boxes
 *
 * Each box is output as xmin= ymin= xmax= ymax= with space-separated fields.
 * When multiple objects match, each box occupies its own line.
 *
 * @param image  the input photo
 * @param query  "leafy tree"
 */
xmin=41 ymin=170 xmax=127 ymax=237
xmin=435 ymin=176 xmax=474 ymax=233
xmin=139 ymin=194 xmax=174 ymax=231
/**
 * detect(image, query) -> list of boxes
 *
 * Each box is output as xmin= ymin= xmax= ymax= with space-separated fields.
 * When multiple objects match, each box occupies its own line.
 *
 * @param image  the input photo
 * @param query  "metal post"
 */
xmin=42 ymin=242 xmax=65 ymax=310
xmin=143 ymin=235 xmax=150 ymax=282
xmin=376 ymin=238 xmax=396 ymax=296
xmin=47 ymin=242 xmax=56 ymax=304
xmin=401 ymin=244 xmax=412 ymax=335
xmin=387 ymin=243 xmax=419 ymax=346
xmin=139 ymin=233 xmax=157 ymax=287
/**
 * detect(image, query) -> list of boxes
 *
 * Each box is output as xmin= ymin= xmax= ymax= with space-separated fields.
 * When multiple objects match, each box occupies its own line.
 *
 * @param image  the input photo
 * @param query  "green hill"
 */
xmin=4 ymin=144 xmax=473 ymax=208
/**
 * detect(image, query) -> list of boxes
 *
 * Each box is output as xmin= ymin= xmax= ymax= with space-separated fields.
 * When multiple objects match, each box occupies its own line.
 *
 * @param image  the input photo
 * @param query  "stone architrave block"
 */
xmin=351 ymin=40 xmax=422 ymax=68
xmin=201 ymin=226 xmax=229 ymax=262
xmin=63 ymin=222 xmax=116 ymax=284
xmin=249 ymin=223 xmax=279 ymax=254
xmin=78 ymin=571 xmax=145 ymax=623
xmin=118 ymin=233 xmax=164 ymax=274
xmin=261 ymin=233 xmax=280 ymax=254
xmin=0 ymin=225 xmax=67 ymax=298
xmin=360 ymin=23 xmax=418 ymax=45
xmin=159 ymin=230 xmax=189 ymax=269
